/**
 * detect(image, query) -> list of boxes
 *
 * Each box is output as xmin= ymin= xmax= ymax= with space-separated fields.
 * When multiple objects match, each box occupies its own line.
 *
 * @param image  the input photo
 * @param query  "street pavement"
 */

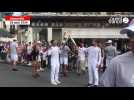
xmin=0 ymin=63 xmax=92 ymax=87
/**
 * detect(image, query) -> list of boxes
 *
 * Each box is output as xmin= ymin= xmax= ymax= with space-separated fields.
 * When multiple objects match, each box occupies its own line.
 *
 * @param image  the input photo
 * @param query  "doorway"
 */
xmin=39 ymin=28 xmax=48 ymax=41
xmin=52 ymin=28 xmax=62 ymax=41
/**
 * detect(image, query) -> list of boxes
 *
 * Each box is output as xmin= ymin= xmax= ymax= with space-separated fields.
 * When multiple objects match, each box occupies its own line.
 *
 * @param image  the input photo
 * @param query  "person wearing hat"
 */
xmin=99 ymin=20 xmax=134 ymax=87
xmin=104 ymin=40 xmax=117 ymax=69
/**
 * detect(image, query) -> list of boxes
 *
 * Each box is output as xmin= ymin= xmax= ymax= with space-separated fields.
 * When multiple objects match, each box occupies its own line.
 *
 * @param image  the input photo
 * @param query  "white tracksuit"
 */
xmin=86 ymin=46 xmax=101 ymax=85
xmin=48 ymin=46 xmax=61 ymax=82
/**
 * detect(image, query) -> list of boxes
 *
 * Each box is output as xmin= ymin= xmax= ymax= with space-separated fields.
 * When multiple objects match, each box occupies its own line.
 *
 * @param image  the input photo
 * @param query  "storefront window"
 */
xmin=31 ymin=22 xmax=35 ymax=26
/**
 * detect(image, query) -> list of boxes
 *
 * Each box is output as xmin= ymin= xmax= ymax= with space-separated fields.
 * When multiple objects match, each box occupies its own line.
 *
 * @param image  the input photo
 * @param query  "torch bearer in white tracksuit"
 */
xmin=86 ymin=45 xmax=101 ymax=86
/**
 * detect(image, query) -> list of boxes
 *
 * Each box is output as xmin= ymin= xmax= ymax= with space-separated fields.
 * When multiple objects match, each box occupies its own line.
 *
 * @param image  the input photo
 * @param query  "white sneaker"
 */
xmin=27 ymin=63 xmax=31 ymax=66
xmin=40 ymin=68 xmax=44 ymax=71
xmin=29 ymin=62 xmax=32 ymax=66
xmin=51 ymin=81 xmax=57 ymax=85
xmin=55 ymin=80 xmax=61 ymax=84
xmin=37 ymin=69 xmax=40 ymax=72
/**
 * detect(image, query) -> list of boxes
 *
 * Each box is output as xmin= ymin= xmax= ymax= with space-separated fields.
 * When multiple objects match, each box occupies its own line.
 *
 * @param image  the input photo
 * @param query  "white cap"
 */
xmin=106 ymin=40 xmax=112 ymax=43
xmin=37 ymin=41 xmax=41 ymax=44
xmin=62 ymin=40 xmax=66 ymax=44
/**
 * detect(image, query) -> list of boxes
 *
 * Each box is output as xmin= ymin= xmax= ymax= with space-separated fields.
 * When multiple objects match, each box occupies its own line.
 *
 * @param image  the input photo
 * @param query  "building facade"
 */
xmin=7 ymin=12 xmax=133 ymax=51
xmin=27 ymin=12 xmax=133 ymax=42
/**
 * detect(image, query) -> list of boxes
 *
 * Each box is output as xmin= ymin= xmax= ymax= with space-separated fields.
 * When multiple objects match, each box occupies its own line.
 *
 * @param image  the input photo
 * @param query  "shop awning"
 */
xmin=63 ymin=28 xmax=128 ymax=39
xmin=70 ymin=34 xmax=128 ymax=39
xmin=0 ymin=37 xmax=15 ymax=42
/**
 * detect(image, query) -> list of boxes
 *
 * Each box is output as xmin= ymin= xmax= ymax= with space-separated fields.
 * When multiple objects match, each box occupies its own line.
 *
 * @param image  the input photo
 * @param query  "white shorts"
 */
xmin=11 ymin=54 xmax=18 ymax=62
xmin=60 ymin=56 xmax=68 ymax=65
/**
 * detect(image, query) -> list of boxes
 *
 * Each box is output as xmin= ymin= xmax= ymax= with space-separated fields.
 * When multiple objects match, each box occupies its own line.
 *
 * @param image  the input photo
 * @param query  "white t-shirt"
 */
xmin=60 ymin=45 xmax=70 ymax=57
xmin=86 ymin=46 xmax=101 ymax=65
xmin=43 ymin=51 xmax=48 ymax=60
xmin=27 ymin=45 xmax=32 ymax=54
xmin=78 ymin=47 xmax=86 ymax=61
xmin=10 ymin=42 xmax=18 ymax=55
xmin=100 ymin=51 xmax=134 ymax=87
xmin=60 ymin=46 xmax=64 ymax=57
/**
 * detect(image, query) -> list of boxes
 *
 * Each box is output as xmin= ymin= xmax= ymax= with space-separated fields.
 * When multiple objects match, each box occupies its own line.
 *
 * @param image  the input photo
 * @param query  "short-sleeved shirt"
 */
xmin=10 ymin=42 xmax=18 ymax=55
xmin=27 ymin=45 xmax=32 ymax=54
xmin=78 ymin=47 xmax=87 ymax=61
xmin=60 ymin=45 xmax=70 ymax=58
xmin=104 ymin=45 xmax=117 ymax=58
xmin=43 ymin=51 xmax=48 ymax=60
xmin=100 ymin=51 xmax=134 ymax=87
xmin=17 ymin=45 xmax=23 ymax=54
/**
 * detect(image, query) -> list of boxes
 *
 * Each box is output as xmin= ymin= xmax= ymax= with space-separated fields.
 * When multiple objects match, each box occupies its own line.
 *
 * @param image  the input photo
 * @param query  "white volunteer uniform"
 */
xmin=38 ymin=47 xmax=43 ymax=62
xmin=10 ymin=42 xmax=18 ymax=62
xmin=60 ymin=45 xmax=70 ymax=65
xmin=78 ymin=47 xmax=87 ymax=71
xmin=100 ymin=51 xmax=134 ymax=87
xmin=48 ymin=46 xmax=61 ymax=82
xmin=27 ymin=45 xmax=32 ymax=55
xmin=43 ymin=50 xmax=48 ymax=61
xmin=78 ymin=47 xmax=86 ymax=61
xmin=86 ymin=46 xmax=101 ymax=85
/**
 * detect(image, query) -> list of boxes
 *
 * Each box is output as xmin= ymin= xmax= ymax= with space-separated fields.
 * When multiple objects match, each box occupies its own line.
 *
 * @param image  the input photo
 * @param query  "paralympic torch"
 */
xmin=69 ymin=35 xmax=77 ymax=47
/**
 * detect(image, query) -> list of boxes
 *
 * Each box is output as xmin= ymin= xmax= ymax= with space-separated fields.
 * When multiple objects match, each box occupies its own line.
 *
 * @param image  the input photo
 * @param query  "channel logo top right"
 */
xmin=122 ymin=17 xmax=129 ymax=24
xmin=108 ymin=15 xmax=130 ymax=24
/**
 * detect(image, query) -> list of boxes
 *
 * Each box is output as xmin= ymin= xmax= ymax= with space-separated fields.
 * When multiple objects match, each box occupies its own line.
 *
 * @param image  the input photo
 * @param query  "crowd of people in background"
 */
xmin=0 ymin=38 xmax=126 ymax=86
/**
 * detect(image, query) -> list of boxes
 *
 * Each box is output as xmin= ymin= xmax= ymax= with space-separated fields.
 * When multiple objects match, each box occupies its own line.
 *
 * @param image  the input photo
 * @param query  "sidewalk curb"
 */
xmin=0 ymin=60 xmax=31 ymax=67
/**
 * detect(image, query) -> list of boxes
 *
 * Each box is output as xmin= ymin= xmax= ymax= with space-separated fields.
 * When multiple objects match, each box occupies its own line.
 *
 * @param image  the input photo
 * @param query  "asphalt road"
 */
xmin=0 ymin=63 xmax=90 ymax=87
